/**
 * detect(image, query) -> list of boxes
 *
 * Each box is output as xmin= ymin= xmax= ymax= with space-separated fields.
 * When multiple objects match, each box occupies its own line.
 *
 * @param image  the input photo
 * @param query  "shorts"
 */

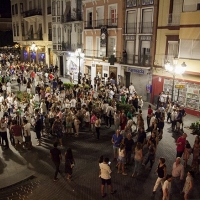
xmin=24 ymin=136 xmax=31 ymax=143
xmin=101 ymin=178 xmax=111 ymax=185
xmin=14 ymin=136 xmax=23 ymax=143
xmin=117 ymin=156 xmax=126 ymax=164
xmin=113 ymin=146 xmax=119 ymax=154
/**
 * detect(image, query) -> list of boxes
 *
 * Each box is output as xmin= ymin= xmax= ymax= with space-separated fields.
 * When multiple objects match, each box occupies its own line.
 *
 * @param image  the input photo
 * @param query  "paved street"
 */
xmin=0 ymin=96 xmax=200 ymax=200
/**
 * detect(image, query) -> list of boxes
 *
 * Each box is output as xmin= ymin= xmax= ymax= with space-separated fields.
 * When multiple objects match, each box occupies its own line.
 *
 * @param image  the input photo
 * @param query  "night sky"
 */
xmin=0 ymin=0 xmax=11 ymax=17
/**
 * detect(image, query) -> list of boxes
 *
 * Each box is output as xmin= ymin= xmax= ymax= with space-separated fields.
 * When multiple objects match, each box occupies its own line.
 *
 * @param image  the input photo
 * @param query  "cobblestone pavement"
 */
xmin=0 ymin=80 xmax=200 ymax=200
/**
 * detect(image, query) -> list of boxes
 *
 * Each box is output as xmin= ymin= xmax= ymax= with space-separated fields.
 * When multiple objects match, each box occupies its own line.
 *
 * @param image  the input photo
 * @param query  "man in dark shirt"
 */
xmin=124 ymin=133 xmax=134 ymax=165
xmin=50 ymin=142 xmax=62 ymax=181
xmin=35 ymin=115 xmax=42 ymax=146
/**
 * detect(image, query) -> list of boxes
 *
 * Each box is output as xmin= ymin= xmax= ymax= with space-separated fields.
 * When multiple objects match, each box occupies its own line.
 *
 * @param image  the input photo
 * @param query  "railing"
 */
xmin=47 ymin=6 xmax=51 ymax=15
xmin=124 ymin=23 xmax=137 ymax=34
xmin=94 ymin=19 xmax=106 ymax=28
xmin=139 ymin=22 xmax=153 ymax=34
xmin=24 ymin=33 xmax=43 ymax=41
xmin=62 ymin=13 xmax=82 ymax=23
xmin=107 ymin=18 xmax=118 ymax=27
xmin=121 ymin=54 xmax=152 ymax=66
xmin=22 ymin=9 xmax=42 ymax=18
xmin=84 ymin=18 xmax=118 ymax=29
xmin=168 ymin=13 xmax=180 ymax=26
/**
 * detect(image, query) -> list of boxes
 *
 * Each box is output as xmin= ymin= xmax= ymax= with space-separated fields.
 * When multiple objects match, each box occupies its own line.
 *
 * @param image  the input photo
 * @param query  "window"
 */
xmin=53 ymin=27 xmax=56 ymax=38
xmin=21 ymin=23 xmax=25 ymax=36
xmin=77 ymin=29 xmax=82 ymax=45
xmin=12 ymin=5 xmax=15 ymax=15
xmin=126 ymin=10 xmax=137 ymax=34
xmin=29 ymin=1 xmax=32 ymax=10
xmin=48 ymin=23 xmax=52 ymax=41
xmin=179 ymin=39 xmax=200 ymax=59
xmin=15 ymin=4 xmax=18 ymax=15
xmin=168 ymin=41 xmax=179 ymax=57
xmin=108 ymin=5 xmax=117 ymax=25
xmin=86 ymin=36 xmax=93 ymax=56
xmin=58 ymin=27 xmax=61 ymax=43
xmin=13 ymin=24 xmax=16 ymax=36
xmin=20 ymin=3 xmax=23 ymax=13
xmin=108 ymin=37 xmax=116 ymax=57
xmin=141 ymin=8 xmax=153 ymax=33
xmin=16 ymin=24 xmax=19 ymax=36
xmin=126 ymin=41 xmax=135 ymax=64
xmin=52 ymin=1 xmax=55 ymax=16
xmin=57 ymin=1 xmax=60 ymax=16
xmin=111 ymin=9 xmax=117 ymax=23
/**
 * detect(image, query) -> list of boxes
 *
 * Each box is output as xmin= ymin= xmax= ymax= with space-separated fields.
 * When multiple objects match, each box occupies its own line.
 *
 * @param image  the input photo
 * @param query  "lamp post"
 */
xmin=75 ymin=48 xmax=84 ymax=84
xmin=164 ymin=58 xmax=187 ymax=102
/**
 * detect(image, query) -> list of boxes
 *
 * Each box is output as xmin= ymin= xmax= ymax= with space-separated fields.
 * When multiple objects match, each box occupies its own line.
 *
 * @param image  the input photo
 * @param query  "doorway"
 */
xmin=60 ymin=56 xmax=63 ymax=76
xmin=125 ymin=72 xmax=130 ymax=88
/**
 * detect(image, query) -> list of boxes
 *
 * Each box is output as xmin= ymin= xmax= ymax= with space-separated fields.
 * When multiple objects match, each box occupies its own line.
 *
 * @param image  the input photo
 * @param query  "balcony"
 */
xmin=47 ymin=7 xmax=51 ymax=15
xmin=124 ymin=23 xmax=137 ymax=34
xmin=121 ymin=54 xmax=152 ymax=67
xmin=168 ymin=13 xmax=180 ymax=26
xmin=22 ymin=9 xmax=42 ymax=18
xmin=62 ymin=13 xmax=82 ymax=23
xmin=107 ymin=18 xmax=118 ymax=28
xmin=23 ymin=33 xmax=43 ymax=41
xmin=139 ymin=22 xmax=153 ymax=34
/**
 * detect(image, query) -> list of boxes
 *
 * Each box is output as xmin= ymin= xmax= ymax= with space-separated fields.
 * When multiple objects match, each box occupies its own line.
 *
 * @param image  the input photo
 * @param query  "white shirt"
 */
xmin=70 ymin=99 xmax=76 ymax=108
xmin=24 ymin=123 xmax=31 ymax=136
xmin=129 ymin=85 xmax=135 ymax=94
xmin=100 ymin=163 xmax=112 ymax=179
xmin=0 ymin=96 xmax=4 ymax=103
xmin=150 ymin=116 xmax=155 ymax=127
xmin=162 ymin=180 xmax=171 ymax=196
xmin=172 ymin=162 xmax=184 ymax=180
xmin=84 ymin=111 xmax=90 ymax=122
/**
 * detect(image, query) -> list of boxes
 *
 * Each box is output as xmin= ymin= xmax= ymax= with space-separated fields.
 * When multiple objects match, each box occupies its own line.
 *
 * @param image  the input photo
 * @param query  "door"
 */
xmin=108 ymin=37 xmax=116 ymax=57
xmin=96 ymin=7 xmax=104 ymax=27
xmin=125 ymin=72 xmax=130 ymax=88
xmin=60 ymin=56 xmax=63 ymax=76
xmin=88 ymin=12 xmax=92 ymax=27
xmin=127 ymin=10 xmax=136 ymax=34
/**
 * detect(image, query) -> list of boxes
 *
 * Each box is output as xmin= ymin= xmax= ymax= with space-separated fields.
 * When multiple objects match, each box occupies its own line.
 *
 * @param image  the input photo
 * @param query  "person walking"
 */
xmin=35 ymin=115 xmax=42 ymax=146
xmin=0 ymin=117 xmax=9 ymax=149
xmin=117 ymin=144 xmax=127 ymax=175
xmin=171 ymin=157 xmax=184 ymax=194
xmin=50 ymin=142 xmax=62 ymax=182
xmin=99 ymin=157 xmax=116 ymax=198
xmin=162 ymin=174 xmax=172 ymax=200
xmin=152 ymin=157 xmax=166 ymax=194
xmin=95 ymin=115 xmax=101 ymax=140
xmin=65 ymin=148 xmax=75 ymax=180
xmin=176 ymin=133 xmax=187 ymax=158
xmin=182 ymin=170 xmax=194 ymax=200
xmin=52 ymin=116 xmax=63 ymax=146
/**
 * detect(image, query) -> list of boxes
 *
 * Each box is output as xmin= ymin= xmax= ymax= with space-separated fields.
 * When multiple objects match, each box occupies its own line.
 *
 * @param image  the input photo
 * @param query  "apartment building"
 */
xmin=11 ymin=0 xmax=52 ymax=65
xmin=52 ymin=0 xmax=83 ymax=79
xmin=153 ymin=0 xmax=200 ymax=115
xmin=82 ymin=0 xmax=125 ymax=86
xmin=121 ymin=0 xmax=158 ymax=101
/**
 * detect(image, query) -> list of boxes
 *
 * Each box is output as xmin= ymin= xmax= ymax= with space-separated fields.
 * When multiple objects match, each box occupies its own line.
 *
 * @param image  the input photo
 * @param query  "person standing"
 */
xmin=23 ymin=119 xmax=32 ymax=150
xmin=124 ymin=133 xmax=134 ymax=165
xmin=50 ymin=142 xmax=62 ymax=181
xmin=95 ymin=115 xmax=101 ymax=140
xmin=52 ymin=116 xmax=63 ymax=145
xmin=65 ymin=148 xmax=75 ymax=180
xmin=99 ymin=157 xmax=116 ymax=197
xmin=176 ymin=133 xmax=187 ymax=158
xmin=182 ymin=170 xmax=194 ymax=200
xmin=35 ymin=115 xmax=42 ymax=146
xmin=111 ymin=129 xmax=123 ymax=161
xmin=162 ymin=174 xmax=172 ymax=200
xmin=0 ymin=117 xmax=9 ymax=149
xmin=117 ymin=144 xmax=127 ymax=175
xmin=146 ymin=104 xmax=153 ymax=132
xmin=171 ymin=157 xmax=184 ymax=194
xmin=152 ymin=157 xmax=166 ymax=194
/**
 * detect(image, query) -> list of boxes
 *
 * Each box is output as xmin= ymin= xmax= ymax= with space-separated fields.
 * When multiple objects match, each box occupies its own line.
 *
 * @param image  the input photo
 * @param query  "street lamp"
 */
xmin=164 ymin=58 xmax=187 ymax=102
xmin=75 ymin=48 xmax=84 ymax=84
xmin=30 ymin=42 xmax=38 ymax=52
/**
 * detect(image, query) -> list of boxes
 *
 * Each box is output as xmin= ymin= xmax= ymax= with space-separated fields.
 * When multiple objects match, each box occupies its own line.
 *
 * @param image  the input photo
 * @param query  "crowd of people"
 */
xmin=0 ymin=55 xmax=199 ymax=200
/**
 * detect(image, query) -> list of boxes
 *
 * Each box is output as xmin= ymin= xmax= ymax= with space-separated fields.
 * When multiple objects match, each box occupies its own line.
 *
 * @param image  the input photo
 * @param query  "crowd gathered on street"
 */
xmin=0 ymin=50 xmax=200 ymax=200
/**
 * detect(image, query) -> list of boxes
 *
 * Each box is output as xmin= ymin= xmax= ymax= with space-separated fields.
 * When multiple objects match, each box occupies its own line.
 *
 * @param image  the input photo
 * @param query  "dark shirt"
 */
xmin=137 ymin=131 xmax=146 ymax=144
xmin=155 ymin=111 xmax=161 ymax=119
xmin=50 ymin=147 xmax=61 ymax=163
xmin=157 ymin=164 xmax=166 ymax=178
xmin=35 ymin=118 xmax=42 ymax=131
xmin=124 ymin=138 xmax=134 ymax=151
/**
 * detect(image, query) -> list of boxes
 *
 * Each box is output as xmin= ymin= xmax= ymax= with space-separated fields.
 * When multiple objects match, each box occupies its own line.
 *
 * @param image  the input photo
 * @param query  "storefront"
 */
xmin=124 ymin=66 xmax=152 ymax=102
xmin=152 ymin=75 xmax=200 ymax=116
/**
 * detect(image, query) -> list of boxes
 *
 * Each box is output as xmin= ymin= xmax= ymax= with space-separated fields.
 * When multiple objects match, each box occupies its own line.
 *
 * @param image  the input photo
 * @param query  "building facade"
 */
xmin=51 ymin=0 xmax=83 ymax=79
xmin=82 ymin=0 xmax=125 ymax=87
xmin=120 ymin=0 xmax=158 ymax=101
xmin=11 ymin=0 xmax=52 ymax=66
xmin=153 ymin=0 xmax=200 ymax=115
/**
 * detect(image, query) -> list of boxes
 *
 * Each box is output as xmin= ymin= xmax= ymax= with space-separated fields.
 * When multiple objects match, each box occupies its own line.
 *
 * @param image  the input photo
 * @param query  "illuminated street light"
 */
xmin=75 ymin=48 xmax=84 ymax=84
xmin=164 ymin=58 xmax=187 ymax=101
xmin=30 ymin=42 xmax=38 ymax=52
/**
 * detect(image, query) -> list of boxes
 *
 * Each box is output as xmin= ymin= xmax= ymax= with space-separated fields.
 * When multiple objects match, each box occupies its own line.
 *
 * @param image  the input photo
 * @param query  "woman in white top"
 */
xmin=117 ymin=144 xmax=127 ymax=175
xmin=162 ymin=174 xmax=172 ymax=200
